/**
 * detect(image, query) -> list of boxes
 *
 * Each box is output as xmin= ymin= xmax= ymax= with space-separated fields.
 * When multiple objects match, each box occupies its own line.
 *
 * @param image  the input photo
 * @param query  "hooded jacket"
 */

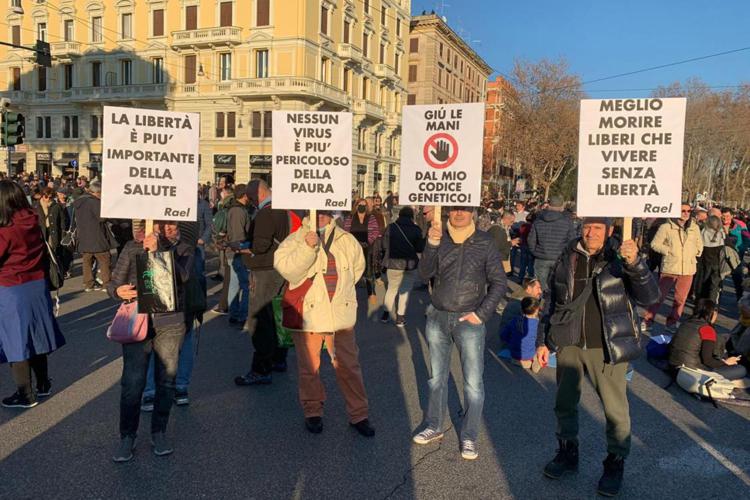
xmin=528 ymin=209 xmax=577 ymax=261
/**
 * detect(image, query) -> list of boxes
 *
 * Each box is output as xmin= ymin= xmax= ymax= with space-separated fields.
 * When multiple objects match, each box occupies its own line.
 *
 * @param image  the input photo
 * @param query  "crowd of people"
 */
xmin=2 ymin=169 xmax=750 ymax=497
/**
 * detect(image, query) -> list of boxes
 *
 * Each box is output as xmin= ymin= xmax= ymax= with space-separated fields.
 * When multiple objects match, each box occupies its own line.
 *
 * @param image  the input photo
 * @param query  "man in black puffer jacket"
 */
xmin=413 ymin=206 xmax=507 ymax=461
xmin=528 ymin=195 xmax=577 ymax=293
xmin=535 ymin=217 xmax=659 ymax=497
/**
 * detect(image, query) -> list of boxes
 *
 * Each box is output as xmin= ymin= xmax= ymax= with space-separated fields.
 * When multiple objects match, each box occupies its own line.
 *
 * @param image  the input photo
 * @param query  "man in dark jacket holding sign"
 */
xmin=235 ymin=180 xmax=290 ymax=386
xmin=535 ymin=217 xmax=659 ymax=497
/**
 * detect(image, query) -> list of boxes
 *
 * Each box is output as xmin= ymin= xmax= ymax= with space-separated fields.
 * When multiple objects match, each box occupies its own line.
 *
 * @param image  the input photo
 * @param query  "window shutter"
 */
xmin=153 ymin=9 xmax=164 ymax=36
xmin=12 ymin=67 xmax=21 ymax=91
xmin=220 ymin=2 xmax=232 ymax=27
xmin=320 ymin=7 xmax=328 ymax=34
xmin=263 ymin=111 xmax=272 ymax=137
xmin=184 ymin=55 xmax=196 ymax=84
xmin=409 ymin=38 xmax=418 ymax=53
xmin=257 ymin=0 xmax=270 ymax=26
xmin=227 ymin=112 xmax=236 ymax=138
xmin=12 ymin=25 xmax=20 ymax=46
xmin=186 ymin=6 xmax=198 ymax=30
xmin=343 ymin=21 xmax=350 ymax=43
xmin=216 ymin=112 xmax=225 ymax=137
xmin=408 ymin=65 xmax=417 ymax=82
xmin=252 ymin=111 xmax=261 ymax=137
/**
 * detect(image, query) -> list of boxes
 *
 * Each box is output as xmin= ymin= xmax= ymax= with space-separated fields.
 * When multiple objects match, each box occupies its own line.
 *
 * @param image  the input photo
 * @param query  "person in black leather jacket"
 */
xmin=412 ymin=206 xmax=507 ymax=461
xmin=535 ymin=217 xmax=659 ymax=497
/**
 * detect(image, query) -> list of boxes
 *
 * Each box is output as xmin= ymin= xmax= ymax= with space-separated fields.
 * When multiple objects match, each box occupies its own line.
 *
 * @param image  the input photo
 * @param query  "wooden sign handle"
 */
xmin=434 ymin=206 xmax=441 ymax=226
xmin=145 ymin=219 xmax=154 ymax=253
xmin=310 ymin=209 xmax=317 ymax=232
xmin=622 ymin=217 xmax=632 ymax=242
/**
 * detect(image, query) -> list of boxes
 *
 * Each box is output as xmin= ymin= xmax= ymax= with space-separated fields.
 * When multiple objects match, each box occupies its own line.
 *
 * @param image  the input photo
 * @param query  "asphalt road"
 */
xmin=1 ymin=257 xmax=749 ymax=500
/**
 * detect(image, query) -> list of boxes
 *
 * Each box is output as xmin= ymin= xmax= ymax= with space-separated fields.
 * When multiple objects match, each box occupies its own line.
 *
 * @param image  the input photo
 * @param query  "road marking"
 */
xmin=0 ymin=357 xmax=122 ymax=461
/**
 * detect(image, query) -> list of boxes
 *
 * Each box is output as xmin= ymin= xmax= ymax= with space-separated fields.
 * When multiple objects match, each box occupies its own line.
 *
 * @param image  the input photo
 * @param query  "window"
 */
xmin=409 ymin=38 xmax=418 ymax=53
xmin=320 ymin=6 xmax=328 ymax=35
xmin=216 ymin=112 xmax=225 ymax=137
xmin=381 ymin=6 xmax=386 ymax=25
xmin=362 ymin=32 xmax=369 ymax=58
xmin=11 ymin=67 xmax=20 ymax=91
xmin=379 ymin=85 xmax=386 ymax=106
xmin=45 ymin=117 xmax=52 ymax=138
xmin=251 ymin=111 xmax=273 ymax=138
xmin=121 ymin=60 xmax=132 ymax=85
xmin=38 ymin=66 xmax=47 ymax=91
xmin=320 ymin=57 xmax=328 ymax=84
xmin=263 ymin=111 xmax=272 ymax=137
xmin=64 ymin=20 xmax=74 ymax=42
xmin=219 ymin=2 xmax=232 ymax=27
xmin=11 ymin=25 xmax=20 ymax=46
xmin=256 ymin=49 xmax=269 ymax=78
xmin=343 ymin=68 xmax=351 ymax=93
xmin=63 ymin=116 xmax=79 ymax=138
xmin=38 ymin=23 xmax=47 ymax=42
xmin=152 ymin=58 xmax=163 ymax=83
xmin=36 ymin=117 xmax=44 ymax=139
xmin=407 ymin=94 xmax=416 ymax=105
xmin=364 ymin=0 xmax=370 ymax=14
xmin=361 ymin=77 xmax=369 ymax=100
xmin=252 ymin=111 xmax=261 ymax=137
xmin=357 ymin=128 xmax=367 ymax=151
xmin=92 ymin=16 xmax=103 ymax=42
xmin=343 ymin=20 xmax=350 ymax=43
xmin=256 ymin=0 xmax=270 ymax=26
xmin=64 ymin=64 xmax=73 ymax=89
xmin=185 ymin=5 xmax=198 ymax=30
xmin=394 ymin=53 xmax=400 ymax=74
xmin=91 ymin=115 xmax=102 ymax=138
xmin=439 ymin=43 xmax=443 ymax=58
xmin=396 ymin=18 xmax=401 ymax=37
xmin=220 ymin=53 xmax=232 ymax=81
xmin=121 ymin=13 xmax=132 ymax=39
xmin=408 ymin=65 xmax=417 ymax=82
xmin=92 ymin=61 xmax=101 ymax=87
xmin=184 ymin=55 xmax=196 ymax=84
xmin=153 ymin=9 xmax=164 ymax=36
xmin=379 ymin=43 xmax=385 ymax=64
xmin=227 ymin=112 xmax=236 ymax=138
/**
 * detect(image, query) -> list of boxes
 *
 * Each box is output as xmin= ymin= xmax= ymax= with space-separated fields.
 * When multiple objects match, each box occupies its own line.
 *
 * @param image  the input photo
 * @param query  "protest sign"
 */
xmin=399 ymin=103 xmax=484 ymax=207
xmin=101 ymin=106 xmax=200 ymax=221
xmin=272 ymin=111 xmax=352 ymax=210
xmin=577 ymin=98 xmax=687 ymax=218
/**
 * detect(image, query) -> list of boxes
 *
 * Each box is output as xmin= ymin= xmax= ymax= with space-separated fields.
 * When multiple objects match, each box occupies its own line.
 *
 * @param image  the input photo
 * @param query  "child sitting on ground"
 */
xmin=500 ymin=296 xmax=540 ymax=370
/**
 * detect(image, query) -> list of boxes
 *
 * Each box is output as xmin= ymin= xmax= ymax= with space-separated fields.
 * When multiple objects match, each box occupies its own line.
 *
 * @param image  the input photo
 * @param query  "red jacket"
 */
xmin=0 ymin=208 xmax=46 ymax=286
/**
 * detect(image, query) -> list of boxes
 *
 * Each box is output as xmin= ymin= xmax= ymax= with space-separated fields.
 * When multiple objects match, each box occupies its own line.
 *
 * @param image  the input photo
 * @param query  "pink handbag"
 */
xmin=106 ymin=301 xmax=149 ymax=344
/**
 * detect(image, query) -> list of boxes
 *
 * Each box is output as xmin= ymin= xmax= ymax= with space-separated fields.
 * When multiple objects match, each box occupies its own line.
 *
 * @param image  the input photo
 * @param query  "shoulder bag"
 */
xmin=106 ymin=300 xmax=149 ymax=343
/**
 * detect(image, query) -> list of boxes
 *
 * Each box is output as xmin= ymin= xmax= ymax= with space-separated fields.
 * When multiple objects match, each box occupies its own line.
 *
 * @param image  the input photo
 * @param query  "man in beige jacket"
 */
xmin=274 ymin=211 xmax=374 ymax=437
xmin=642 ymin=203 xmax=703 ymax=332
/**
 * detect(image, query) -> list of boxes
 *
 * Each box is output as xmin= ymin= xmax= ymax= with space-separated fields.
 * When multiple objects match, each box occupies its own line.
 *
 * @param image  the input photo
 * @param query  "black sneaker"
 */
xmin=234 ymin=372 xmax=272 ymax=386
xmin=272 ymin=361 xmax=288 ymax=373
xmin=597 ymin=454 xmax=625 ymax=497
xmin=37 ymin=379 xmax=52 ymax=398
xmin=2 ymin=391 xmax=38 ymax=409
xmin=350 ymin=418 xmax=375 ymax=437
xmin=210 ymin=274 xmax=223 ymax=282
xmin=141 ymin=395 xmax=155 ymax=412
xmin=395 ymin=315 xmax=406 ymax=327
xmin=380 ymin=311 xmax=390 ymax=323
xmin=174 ymin=389 xmax=190 ymax=406
xmin=543 ymin=439 xmax=579 ymax=479
xmin=305 ymin=416 xmax=323 ymax=434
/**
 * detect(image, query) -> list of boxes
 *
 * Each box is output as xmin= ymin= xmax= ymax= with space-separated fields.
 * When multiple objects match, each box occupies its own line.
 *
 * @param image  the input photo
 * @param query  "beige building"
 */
xmin=0 ymin=0 xmax=410 ymax=195
xmin=406 ymin=13 xmax=491 ymax=106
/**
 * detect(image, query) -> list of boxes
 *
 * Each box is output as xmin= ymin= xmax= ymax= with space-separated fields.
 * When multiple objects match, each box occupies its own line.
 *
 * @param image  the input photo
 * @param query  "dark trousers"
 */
xmin=119 ymin=321 xmax=185 ymax=438
xmin=555 ymin=346 xmax=631 ymax=457
xmin=732 ymin=265 xmax=745 ymax=301
xmin=10 ymin=354 xmax=48 ymax=395
xmin=695 ymin=257 xmax=722 ymax=303
xmin=248 ymin=269 xmax=286 ymax=375
xmin=217 ymin=252 xmax=230 ymax=311
xmin=82 ymin=251 xmax=111 ymax=288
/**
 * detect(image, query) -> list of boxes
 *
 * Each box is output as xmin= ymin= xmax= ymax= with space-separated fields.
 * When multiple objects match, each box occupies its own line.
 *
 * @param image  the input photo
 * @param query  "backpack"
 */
xmin=211 ymin=196 xmax=236 ymax=244
xmin=676 ymin=366 xmax=737 ymax=405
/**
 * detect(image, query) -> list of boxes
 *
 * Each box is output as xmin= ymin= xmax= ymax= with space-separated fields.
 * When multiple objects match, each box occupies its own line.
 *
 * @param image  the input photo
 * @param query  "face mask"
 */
xmin=357 ymin=205 xmax=367 ymax=214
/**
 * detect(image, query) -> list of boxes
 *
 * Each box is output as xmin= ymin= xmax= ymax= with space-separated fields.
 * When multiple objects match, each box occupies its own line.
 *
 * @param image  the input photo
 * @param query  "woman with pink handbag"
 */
xmin=106 ymin=219 xmax=194 ymax=463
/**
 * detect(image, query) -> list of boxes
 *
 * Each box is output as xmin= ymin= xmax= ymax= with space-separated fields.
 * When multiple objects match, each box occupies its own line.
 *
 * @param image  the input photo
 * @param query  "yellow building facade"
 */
xmin=1 ymin=0 xmax=410 ymax=195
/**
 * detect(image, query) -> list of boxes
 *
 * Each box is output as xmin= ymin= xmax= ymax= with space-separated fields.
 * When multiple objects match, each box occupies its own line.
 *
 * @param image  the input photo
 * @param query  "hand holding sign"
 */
xmin=619 ymin=239 xmax=639 ymax=265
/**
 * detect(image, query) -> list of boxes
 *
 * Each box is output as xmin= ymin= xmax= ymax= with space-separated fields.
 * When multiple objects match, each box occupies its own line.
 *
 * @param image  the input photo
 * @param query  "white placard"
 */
xmin=577 ymin=98 xmax=686 ymax=218
xmin=272 ymin=111 xmax=353 ymax=210
xmin=101 ymin=106 xmax=200 ymax=221
xmin=399 ymin=103 xmax=484 ymax=207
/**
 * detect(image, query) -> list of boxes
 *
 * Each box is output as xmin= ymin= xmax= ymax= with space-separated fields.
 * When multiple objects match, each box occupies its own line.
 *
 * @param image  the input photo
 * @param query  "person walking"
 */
xmin=412 ymin=206 xmax=507 ymax=460
xmin=344 ymin=199 xmax=381 ymax=303
xmin=642 ymin=203 xmax=703 ymax=333
xmin=535 ymin=218 xmax=659 ymax=497
xmin=226 ymin=184 xmax=252 ymax=326
xmin=0 ymin=180 xmax=65 ymax=408
xmin=274 ymin=210 xmax=375 ymax=437
xmin=36 ymin=187 xmax=66 ymax=270
xmin=380 ymin=207 xmax=425 ymax=326
xmin=108 ymin=220 xmax=194 ymax=462
xmin=235 ymin=180 xmax=291 ymax=386
xmin=528 ymin=195 xmax=576 ymax=293
xmin=721 ymin=207 xmax=750 ymax=300
xmin=694 ymin=215 xmax=725 ymax=303
xmin=72 ymin=181 xmax=112 ymax=292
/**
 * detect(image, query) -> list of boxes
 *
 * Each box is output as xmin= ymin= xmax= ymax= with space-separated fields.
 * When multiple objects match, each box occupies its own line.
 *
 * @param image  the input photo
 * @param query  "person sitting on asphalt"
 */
xmin=274 ymin=210 xmax=375 ymax=438
xmin=669 ymin=298 xmax=746 ymax=380
xmin=412 ymin=205 xmax=507 ymax=461
xmin=500 ymin=296 xmax=541 ymax=370
xmin=535 ymin=217 xmax=660 ymax=497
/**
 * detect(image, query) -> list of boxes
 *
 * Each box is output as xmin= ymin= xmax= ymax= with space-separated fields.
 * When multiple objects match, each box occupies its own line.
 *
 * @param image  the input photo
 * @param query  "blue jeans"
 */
xmin=534 ymin=258 xmax=556 ymax=295
xmin=518 ymin=247 xmax=534 ymax=283
xmin=228 ymin=254 xmax=249 ymax=322
xmin=144 ymin=322 xmax=196 ymax=396
xmin=424 ymin=307 xmax=486 ymax=442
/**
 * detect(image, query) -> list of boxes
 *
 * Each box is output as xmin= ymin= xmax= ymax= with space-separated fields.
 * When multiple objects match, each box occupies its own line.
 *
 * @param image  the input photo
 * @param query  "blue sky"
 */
xmin=411 ymin=0 xmax=750 ymax=97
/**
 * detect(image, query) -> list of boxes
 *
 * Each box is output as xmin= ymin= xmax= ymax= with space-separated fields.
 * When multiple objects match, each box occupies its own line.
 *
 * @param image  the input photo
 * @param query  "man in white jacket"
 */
xmin=274 ymin=211 xmax=374 ymax=437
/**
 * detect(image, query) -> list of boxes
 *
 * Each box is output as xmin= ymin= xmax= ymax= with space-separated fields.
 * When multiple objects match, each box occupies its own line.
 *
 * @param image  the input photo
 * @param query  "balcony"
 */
xmin=337 ymin=43 xmax=363 ymax=65
xmin=50 ymin=42 xmax=81 ymax=58
xmin=353 ymin=99 xmax=385 ymax=121
xmin=69 ymin=84 xmax=170 ymax=103
xmin=171 ymin=26 xmax=243 ymax=49
xmin=374 ymin=63 xmax=397 ymax=83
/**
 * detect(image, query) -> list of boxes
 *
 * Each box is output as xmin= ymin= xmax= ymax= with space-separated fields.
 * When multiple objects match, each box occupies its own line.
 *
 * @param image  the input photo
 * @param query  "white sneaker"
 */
xmin=412 ymin=428 xmax=444 ymax=445
xmin=461 ymin=440 xmax=478 ymax=460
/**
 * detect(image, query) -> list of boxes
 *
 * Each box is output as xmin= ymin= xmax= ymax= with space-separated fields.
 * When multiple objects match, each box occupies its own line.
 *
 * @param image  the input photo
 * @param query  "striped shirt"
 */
xmin=323 ymin=250 xmax=337 ymax=299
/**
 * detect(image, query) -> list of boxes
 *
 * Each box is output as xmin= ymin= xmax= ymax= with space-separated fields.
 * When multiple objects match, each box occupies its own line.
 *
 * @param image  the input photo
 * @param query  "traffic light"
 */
xmin=35 ymin=40 xmax=52 ymax=68
xmin=1 ymin=112 xmax=24 ymax=146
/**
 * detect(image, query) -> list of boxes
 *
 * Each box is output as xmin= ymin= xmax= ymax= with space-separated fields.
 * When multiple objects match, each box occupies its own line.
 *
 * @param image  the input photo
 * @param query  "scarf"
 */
xmin=447 ymin=221 xmax=476 ymax=244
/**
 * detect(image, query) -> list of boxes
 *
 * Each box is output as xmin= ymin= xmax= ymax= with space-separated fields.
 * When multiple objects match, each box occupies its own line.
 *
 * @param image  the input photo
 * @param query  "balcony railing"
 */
xmin=50 ymin=42 xmax=81 ymax=57
xmin=337 ymin=43 xmax=363 ymax=64
xmin=374 ymin=64 xmax=397 ymax=82
xmin=69 ymin=84 xmax=169 ymax=102
xmin=353 ymin=99 xmax=385 ymax=120
xmin=170 ymin=77 xmax=349 ymax=105
xmin=171 ymin=26 xmax=243 ymax=48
